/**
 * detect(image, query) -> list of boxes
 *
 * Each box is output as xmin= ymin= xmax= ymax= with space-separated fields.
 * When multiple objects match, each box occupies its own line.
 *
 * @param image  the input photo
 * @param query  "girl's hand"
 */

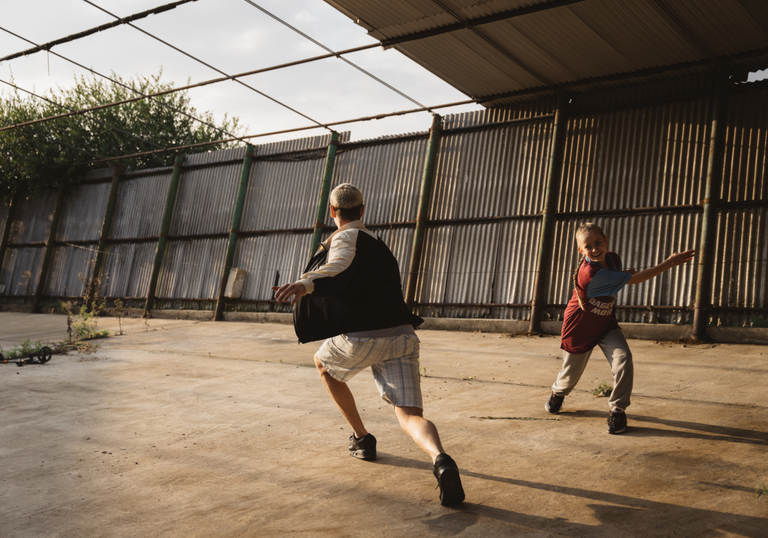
xmin=666 ymin=249 xmax=696 ymax=267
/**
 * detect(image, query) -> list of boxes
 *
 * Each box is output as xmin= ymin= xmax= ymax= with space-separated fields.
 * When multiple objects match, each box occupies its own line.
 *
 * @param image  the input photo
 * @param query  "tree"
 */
xmin=0 ymin=70 xmax=245 ymax=199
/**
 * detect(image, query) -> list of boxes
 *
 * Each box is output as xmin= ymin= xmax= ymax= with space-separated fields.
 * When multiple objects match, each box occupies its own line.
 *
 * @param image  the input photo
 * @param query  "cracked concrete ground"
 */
xmin=1 ymin=312 xmax=766 ymax=537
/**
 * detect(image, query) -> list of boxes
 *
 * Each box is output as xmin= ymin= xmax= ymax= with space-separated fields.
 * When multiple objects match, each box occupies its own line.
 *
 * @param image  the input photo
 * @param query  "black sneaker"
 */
xmin=433 ymin=454 xmax=465 ymax=506
xmin=607 ymin=410 xmax=627 ymax=434
xmin=349 ymin=433 xmax=376 ymax=460
xmin=545 ymin=391 xmax=564 ymax=413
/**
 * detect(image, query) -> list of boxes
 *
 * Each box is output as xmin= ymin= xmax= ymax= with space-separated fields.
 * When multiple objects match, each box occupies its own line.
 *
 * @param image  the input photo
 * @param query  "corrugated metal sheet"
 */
xmin=325 ymin=0 xmax=768 ymax=105
xmin=414 ymin=219 xmax=540 ymax=319
xmin=431 ymin=117 xmax=552 ymax=220
xmin=723 ymin=85 xmax=768 ymax=203
xmin=56 ymin=182 xmax=111 ymax=242
xmin=111 ymin=173 xmax=170 ymax=239
xmin=243 ymin=158 xmax=327 ymax=231
xmin=185 ymin=146 xmax=246 ymax=166
xmin=443 ymin=101 xmax=556 ymax=129
xmin=44 ymin=245 xmax=96 ymax=297
xmin=157 ymin=238 xmax=227 ymax=300
xmin=332 ymin=137 xmax=428 ymax=225
xmin=99 ymin=242 xmax=157 ymax=298
xmin=170 ymin=163 xmax=241 ymax=236
xmin=241 ymin=133 xmax=344 ymax=232
xmin=489 ymin=219 xmax=541 ymax=320
xmin=8 ymin=190 xmax=58 ymax=244
xmin=257 ymin=133 xmax=344 ymax=157
xmin=2 ymin=88 xmax=766 ymax=330
xmin=232 ymin=234 xmax=314 ymax=301
xmin=559 ymin=99 xmax=711 ymax=212
xmin=0 ymin=246 xmax=44 ymax=296
xmin=713 ymin=208 xmax=768 ymax=324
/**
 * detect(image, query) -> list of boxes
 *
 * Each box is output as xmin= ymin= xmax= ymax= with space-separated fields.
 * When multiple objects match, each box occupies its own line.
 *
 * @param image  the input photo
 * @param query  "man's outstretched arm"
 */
xmin=272 ymin=282 xmax=307 ymax=305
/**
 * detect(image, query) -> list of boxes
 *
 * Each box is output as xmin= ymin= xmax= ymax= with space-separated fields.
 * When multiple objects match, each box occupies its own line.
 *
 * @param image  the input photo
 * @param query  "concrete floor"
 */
xmin=1 ymin=312 xmax=766 ymax=537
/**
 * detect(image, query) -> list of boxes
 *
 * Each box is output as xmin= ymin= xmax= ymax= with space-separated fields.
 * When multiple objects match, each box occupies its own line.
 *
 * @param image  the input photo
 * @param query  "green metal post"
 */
xmin=405 ymin=115 xmax=442 ymax=306
xmin=529 ymin=96 xmax=568 ymax=333
xmin=144 ymin=155 xmax=184 ymax=318
xmin=214 ymin=144 xmax=255 ymax=321
xmin=33 ymin=187 xmax=67 ymax=312
xmin=87 ymin=165 xmax=122 ymax=306
xmin=693 ymin=80 xmax=729 ymax=341
xmin=0 ymin=192 xmax=19 ymax=285
xmin=310 ymin=131 xmax=340 ymax=257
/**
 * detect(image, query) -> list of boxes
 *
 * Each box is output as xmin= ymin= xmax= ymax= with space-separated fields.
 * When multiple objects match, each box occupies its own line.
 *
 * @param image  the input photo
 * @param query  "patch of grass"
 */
xmin=593 ymin=381 xmax=613 ymax=398
xmin=757 ymin=482 xmax=767 ymax=500
xmin=458 ymin=373 xmax=476 ymax=381
xmin=2 ymin=339 xmax=44 ymax=360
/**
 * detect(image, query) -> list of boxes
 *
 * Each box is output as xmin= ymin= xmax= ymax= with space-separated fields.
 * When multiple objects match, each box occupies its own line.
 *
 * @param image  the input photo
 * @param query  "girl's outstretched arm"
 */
xmin=627 ymin=249 xmax=696 ymax=285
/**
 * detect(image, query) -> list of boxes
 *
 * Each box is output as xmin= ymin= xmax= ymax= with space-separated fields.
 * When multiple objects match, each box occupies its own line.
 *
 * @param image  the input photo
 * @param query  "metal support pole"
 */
xmin=310 ymin=131 xmax=339 ymax=257
xmin=87 ymin=165 xmax=121 ymax=306
xmin=0 ymin=192 xmax=19 ymax=284
xmin=405 ymin=115 xmax=442 ymax=306
xmin=529 ymin=96 xmax=568 ymax=333
xmin=144 ymin=155 xmax=184 ymax=318
xmin=693 ymin=80 xmax=729 ymax=341
xmin=33 ymin=187 xmax=67 ymax=312
xmin=214 ymin=144 xmax=255 ymax=321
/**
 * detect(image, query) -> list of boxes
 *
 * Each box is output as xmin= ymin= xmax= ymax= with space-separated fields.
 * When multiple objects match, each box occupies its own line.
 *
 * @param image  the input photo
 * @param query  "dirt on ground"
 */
xmin=1 ymin=312 xmax=766 ymax=537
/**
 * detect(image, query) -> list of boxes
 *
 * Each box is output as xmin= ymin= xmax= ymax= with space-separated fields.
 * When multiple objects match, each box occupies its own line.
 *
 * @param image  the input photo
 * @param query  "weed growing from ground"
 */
xmin=2 ymin=339 xmax=44 ymax=360
xmin=114 ymin=298 xmax=125 ymax=335
xmin=593 ymin=381 xmax=613 ymax=397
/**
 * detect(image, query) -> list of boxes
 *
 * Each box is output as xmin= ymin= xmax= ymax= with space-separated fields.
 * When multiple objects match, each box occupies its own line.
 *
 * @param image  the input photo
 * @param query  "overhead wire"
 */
xmin=0 ymin=0 xmax=200 ymax=63
xmin=0 ymin=106 xmax=104 ymax=160
xmin=82 ymin=0 xmax=329 ymax=130
xmin=78 ymin=95 xmax=478 ymax=166
xmin=0 ymin=1 xmax=437 ymax=135
xmin=0 ymin=25 xmax=245 ymax=143
xmin=0 ymin=78 xmax=167 ymax=152
xmin=241 ymin=0 xmax=434 ymax=113
xmin=0 ymin=0 xmax=482 ymax=156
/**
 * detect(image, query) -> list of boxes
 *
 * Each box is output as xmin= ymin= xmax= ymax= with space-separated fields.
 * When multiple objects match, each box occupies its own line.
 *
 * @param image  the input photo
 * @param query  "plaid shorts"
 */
xmin=316 ymin=333 xmax=422 ymax=409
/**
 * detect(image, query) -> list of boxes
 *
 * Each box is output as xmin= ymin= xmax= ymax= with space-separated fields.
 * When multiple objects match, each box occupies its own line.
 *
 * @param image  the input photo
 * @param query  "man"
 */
xmin=272 ymin=183 xmax=465 ymax=506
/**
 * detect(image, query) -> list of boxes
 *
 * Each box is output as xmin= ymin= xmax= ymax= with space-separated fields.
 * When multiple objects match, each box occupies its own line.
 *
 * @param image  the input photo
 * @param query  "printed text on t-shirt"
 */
xmin=588 ymin=298 xmax=613 ymax=316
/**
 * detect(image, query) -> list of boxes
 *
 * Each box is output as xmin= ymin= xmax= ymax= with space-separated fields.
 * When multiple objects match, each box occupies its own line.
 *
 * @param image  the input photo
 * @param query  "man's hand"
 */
xmin=271 ymin=282 xmax=307 ymax=305
xmin=666 ymin=249 xmax=696 ymax=267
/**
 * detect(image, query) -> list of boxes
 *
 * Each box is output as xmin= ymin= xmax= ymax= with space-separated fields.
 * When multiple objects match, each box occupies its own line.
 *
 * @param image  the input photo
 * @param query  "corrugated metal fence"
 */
xmin=1 ymin=76 xmax=766 ymax=333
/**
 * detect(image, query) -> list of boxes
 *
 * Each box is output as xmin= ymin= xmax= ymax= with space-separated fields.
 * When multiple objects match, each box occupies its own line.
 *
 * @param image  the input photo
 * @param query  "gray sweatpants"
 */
xmin=552 ymin=329 xmax=633 ymax=411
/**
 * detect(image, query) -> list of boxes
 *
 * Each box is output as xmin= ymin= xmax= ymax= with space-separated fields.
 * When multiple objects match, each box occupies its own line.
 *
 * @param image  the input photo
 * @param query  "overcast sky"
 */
xmin=0 ymin=0 xmax=484 ymax=147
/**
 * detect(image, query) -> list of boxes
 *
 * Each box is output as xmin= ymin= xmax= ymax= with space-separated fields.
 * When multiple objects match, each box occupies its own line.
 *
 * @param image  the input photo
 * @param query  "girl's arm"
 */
xmin=627 ymin=249 xmax=696 ymax=285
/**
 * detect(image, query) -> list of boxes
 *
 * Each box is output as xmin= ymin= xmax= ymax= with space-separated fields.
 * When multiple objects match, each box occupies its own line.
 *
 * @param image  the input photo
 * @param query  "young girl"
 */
xmin=545 ymin=222 xmax=695 ymax=434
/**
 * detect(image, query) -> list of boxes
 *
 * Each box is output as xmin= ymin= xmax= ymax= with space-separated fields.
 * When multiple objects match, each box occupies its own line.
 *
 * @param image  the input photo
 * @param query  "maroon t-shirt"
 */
xmin=560 ymin=252 xmax=625 ymax=354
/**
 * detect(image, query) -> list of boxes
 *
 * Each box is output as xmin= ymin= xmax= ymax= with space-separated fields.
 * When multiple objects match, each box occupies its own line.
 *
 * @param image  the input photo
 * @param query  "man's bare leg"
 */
xmin=394 ymin=406 xmax=444 ymax=464
xmin=314 ymin=354 xmax=367 ymax=438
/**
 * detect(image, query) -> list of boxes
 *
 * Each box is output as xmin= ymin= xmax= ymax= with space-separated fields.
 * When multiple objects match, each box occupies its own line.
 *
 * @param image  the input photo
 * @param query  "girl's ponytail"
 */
xmin=572 ymin=255 xmax=586 ymax=311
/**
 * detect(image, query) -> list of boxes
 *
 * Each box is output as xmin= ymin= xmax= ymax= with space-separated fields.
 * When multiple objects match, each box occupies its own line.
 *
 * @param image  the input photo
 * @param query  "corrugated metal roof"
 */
xmin=324 ymin=0 xmax=768 ymax=105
